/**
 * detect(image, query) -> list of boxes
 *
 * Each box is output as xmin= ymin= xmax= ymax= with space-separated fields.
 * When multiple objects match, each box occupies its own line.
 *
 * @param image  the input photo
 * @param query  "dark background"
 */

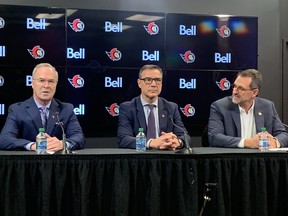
xmin=0 ymin=5 xmax=258 ymax=141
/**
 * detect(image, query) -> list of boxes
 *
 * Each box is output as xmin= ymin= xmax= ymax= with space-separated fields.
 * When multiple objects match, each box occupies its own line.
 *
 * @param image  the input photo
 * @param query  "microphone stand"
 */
xmin=169 ymin=116 xmax=194 ymax=154
xmin=55 ymin=113 xmax=69 ymax=154
xmin=57 ymin=122 xmax=69 ymax=154
xmin=199 ymin=183 xmax=217 ymax=216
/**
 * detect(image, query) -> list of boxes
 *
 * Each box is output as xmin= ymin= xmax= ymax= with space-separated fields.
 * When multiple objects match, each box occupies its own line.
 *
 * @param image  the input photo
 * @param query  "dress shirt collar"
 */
xmin=140 ymin=95 xmax=158 ymax=107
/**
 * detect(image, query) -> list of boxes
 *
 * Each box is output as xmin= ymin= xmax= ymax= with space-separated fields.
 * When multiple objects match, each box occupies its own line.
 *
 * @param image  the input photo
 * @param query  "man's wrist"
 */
xmin=273 ymin=137 xmax=281 ymax=148
xmin=177 ymin=138 xmax=183 ymax=148
xmin=30 ymin=143 xmax=36 ymax=151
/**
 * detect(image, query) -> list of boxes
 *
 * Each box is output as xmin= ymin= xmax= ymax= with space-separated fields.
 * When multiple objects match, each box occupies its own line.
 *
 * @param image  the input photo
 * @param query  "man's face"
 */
xmin=231 ymin=76 xmax=259 ymax=108
xmin=137 ymin=68 xmax=163 ymax=102
xmin=32 ymin=66 xmax=58 ymax=105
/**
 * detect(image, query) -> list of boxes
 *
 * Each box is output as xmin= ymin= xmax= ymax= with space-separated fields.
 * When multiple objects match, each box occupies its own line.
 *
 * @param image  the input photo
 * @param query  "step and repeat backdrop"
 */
xmin=0 ymin=5 xmax=258 ymax=137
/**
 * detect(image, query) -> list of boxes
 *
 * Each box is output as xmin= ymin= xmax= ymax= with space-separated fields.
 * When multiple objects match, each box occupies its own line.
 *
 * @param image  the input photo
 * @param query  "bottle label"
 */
xmin=36 ymin=141 xmax=47 ymax=150
xmin=136 ymin=139 xmax=146 ymax=152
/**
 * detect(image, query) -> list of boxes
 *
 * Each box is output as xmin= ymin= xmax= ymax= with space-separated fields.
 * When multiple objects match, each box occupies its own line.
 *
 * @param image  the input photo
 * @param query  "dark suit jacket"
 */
xmin=117 ymin=96 xmax=190 ymax=149
xmin=208 ymin=96 xmax=288 ymax=147
xmin=0 ymin=97 xmax=86 ymax=150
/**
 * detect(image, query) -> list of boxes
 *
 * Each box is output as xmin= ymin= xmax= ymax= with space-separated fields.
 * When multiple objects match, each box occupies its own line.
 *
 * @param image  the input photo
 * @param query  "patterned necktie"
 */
xmin=39 ymin=107 xmax=48 ymax=129
xmin=146 ymin=104 xmax=156 ymax=140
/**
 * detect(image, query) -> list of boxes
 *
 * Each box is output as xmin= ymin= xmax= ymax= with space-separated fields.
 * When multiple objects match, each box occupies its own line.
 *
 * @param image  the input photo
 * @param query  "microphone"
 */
xmin=53 ymin=112 xmax=69 ymax=154
xmin=169 ymin=115 xmax=194 ymax=154
xmin=273 ymin=115 xmax=288 ymax=128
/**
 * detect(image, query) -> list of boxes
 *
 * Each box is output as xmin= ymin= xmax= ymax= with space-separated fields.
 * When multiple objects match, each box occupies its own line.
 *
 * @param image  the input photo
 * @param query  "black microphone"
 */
xmin=273 ymin=115 xmax=288 ymax=128
xmin=169 ymin=115 xmax=194 ymax=154
xmin=53 ymin=112 xmax=69 ymax=154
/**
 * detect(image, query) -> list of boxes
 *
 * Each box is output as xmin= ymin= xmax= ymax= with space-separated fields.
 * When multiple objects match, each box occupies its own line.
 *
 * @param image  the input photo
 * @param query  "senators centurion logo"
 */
xmin=106 ymin=48 xmax=122 ymax=61
xmin=27 ymin=45 xmax=45 ymax=59
xmin=68 ymin=18 xmax=85 ymax=32
xmin=143 ymin=22 xmax=159 ymax=35
xmin=0 ymin=17 xmax=5 ymax=29
xmin=216 ymin=25 xmax=231 ymax=38
xmin=180 ymin=104 xmax=195 ymax=117
xmin=68 ymin=75 xmax=85 ymax=88
xmin=180 ymin=50 xmax=195 ymax=64
xmin=105 ymin=103 xmax=119 ymax=116
xmin=216 ymin=78 xmax=231 ymax=91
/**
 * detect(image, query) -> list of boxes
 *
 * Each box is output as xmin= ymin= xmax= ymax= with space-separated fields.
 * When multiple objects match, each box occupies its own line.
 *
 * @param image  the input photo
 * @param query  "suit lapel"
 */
xmin=25 ymin=97 xmax=43 ymax=130
xmin=230 ymin=101 xmax=241 ymax=137
xmin=158 ymin=99 xmax=168 ymax=135
xmin=135 ymin=97 xmax=146 ymax=131
xmin=46 ymin=99 xmax=60 ymax=134
xmin=254 ymin=99 xmax=264 ymax=132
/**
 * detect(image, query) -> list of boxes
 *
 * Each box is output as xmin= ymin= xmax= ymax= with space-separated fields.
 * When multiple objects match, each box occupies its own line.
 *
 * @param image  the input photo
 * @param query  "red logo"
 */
xmin=27 ymin=45 xmax=45 ymax=59
xmin=216 ymin=25 xmax=231 ymax=38
xmin=180 ymin=50 xmax=195 ymax=63
xmin=105 ymin=103 xmax=119 ymax=116
xmin=106 ymin=48 xmax=122 ymax=61
xmin=68 ymin=19 xmax=85 ymax=32
xmin=143 ymin=22 xmax=159 ymax=35
xmin=180 ymin=104 xmax=195 ymax=117
xmin=68 ymin=75 xmax=85 ymax=88
xmin=216 ymin=78 xmax=230 ymax=91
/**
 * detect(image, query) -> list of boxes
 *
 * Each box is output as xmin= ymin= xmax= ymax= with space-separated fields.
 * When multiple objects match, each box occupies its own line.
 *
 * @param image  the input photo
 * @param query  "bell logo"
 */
xmin=74 ymin=104 xmax=85 ymax=115
xmin=27 ymin=18 xmax=46 ymax=30
xmin=0 ymin=104 xmax=4 ymax=115
xmin=0 ymin=46 xmax=5 ymax=57
xmin=105 ymin=77 xmax=122 ymax=88
xmin=179 ymin=25 xmax=196 ymax=36
xmin=214 ymin=53 xmax=231 ymax=63
xmin=179 ymin=78 xmax=196 ymax=89
xmin=67 ymin=48 xmax=85 ymax=59
xmin=104 ymin=21 xmax=122 ymax=32
xmin=142 ymin=50 xmax=159 ymax=61
xmin=26 ymin=75 xmax=32 ymax=86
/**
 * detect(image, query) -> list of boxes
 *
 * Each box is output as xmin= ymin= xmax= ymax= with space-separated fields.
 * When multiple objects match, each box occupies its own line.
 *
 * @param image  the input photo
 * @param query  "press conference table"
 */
xmin=1 ymin=147 xmax=288 ymax=216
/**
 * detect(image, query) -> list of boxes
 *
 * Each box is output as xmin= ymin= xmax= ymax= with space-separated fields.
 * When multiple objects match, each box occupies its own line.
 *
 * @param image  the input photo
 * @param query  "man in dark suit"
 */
xmin=117 ymin=64 xmax=190 ymax=150
xmin=0 ymin=63 xmax=85 ymax=151
xmin=208 ymin=69 xmax=288 ymax=148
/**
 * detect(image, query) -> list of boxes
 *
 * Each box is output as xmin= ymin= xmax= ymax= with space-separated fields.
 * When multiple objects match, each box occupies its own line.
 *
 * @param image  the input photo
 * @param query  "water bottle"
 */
xmin=259 ymin=127 xmax=269 ymax=152
xmin=36 ymin=128 xmax=47 ymax=154
xmin=136 ymin=128 xmax=146 ymax=152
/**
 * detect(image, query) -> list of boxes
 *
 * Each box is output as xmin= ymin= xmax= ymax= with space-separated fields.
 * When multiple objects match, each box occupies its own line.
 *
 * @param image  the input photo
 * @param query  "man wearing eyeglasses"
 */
xmin=208 ymin=69 xmax=288 ymax=148
xmin=117 ymin=64 xmax=191 ymax=150
xmin=0 ymin=63 xmax=86 ymax=151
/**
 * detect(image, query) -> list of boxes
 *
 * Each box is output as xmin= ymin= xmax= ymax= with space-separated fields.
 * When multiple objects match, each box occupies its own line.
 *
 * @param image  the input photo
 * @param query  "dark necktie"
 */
xmin=39 ymin=107 xmax=48 ymax=129
xmin=146 ymin=104 xmax=156 ymax=140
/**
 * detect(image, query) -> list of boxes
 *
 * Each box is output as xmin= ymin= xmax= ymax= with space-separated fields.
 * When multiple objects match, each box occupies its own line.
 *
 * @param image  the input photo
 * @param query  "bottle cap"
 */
xmin=39 ymin=128 xmax=45 ymax=132
xmin=138 ymin=128 xmax=144 ymax=132
xmin=261 ymin=127 xmax=266 ymax=131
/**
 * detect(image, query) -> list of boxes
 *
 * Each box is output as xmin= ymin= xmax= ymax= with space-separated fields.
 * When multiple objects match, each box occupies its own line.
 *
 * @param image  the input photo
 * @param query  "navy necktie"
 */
xmin=146 ymin=104 xmax=156 ymax=140
xmin=39 ymin=107 xmax=48 ymax=129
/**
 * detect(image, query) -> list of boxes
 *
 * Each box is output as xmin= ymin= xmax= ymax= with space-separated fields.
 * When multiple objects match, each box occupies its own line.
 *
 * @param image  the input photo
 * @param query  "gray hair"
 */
xmin=32 ymin=63 xmax=58 ymax=81
xmin=237 ymin=69 xmax=262 ymax=90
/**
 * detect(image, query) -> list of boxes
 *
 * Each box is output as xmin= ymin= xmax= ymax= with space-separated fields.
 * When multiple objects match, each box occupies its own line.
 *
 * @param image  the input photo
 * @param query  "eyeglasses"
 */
xmin=33 ymin=78 xmax=58 ymax=86
xmin=140 ymin=77 xmax=162 ymax=85
xmin=232 ymin=84 xmax=256 ymax=93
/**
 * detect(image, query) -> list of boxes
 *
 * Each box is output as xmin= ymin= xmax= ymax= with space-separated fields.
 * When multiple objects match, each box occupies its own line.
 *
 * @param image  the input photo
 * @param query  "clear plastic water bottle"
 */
xmin=259 ymin=127 xmax=269 ymax=152
xmin=136 ymin=128 xmax=146 ymax=152
xmin=36 ymin=128 xmax=47 ymax=154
